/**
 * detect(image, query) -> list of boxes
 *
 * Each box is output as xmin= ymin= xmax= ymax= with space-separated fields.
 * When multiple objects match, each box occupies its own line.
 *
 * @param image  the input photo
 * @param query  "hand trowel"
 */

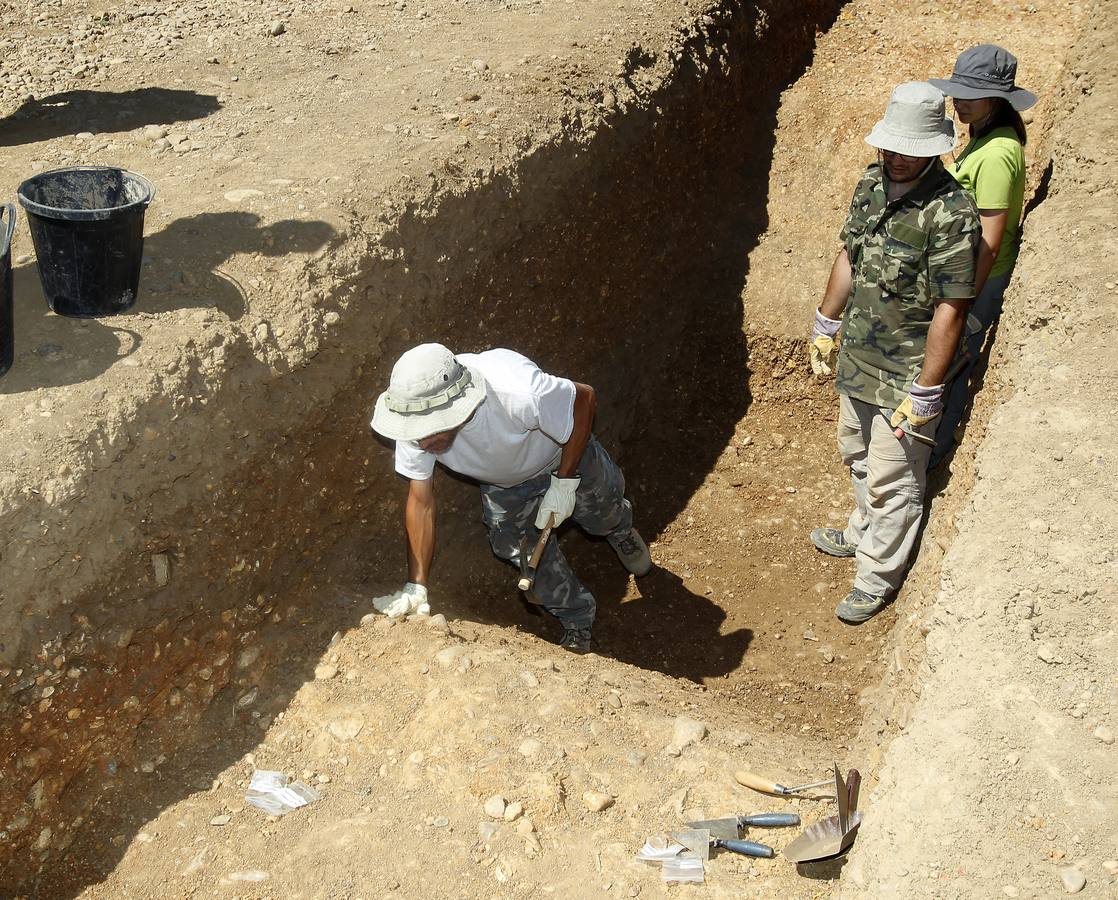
xmin=783 ymin=765 xmax=863 ymax=863
xmin=685 ymin=812 xmax=800 ymax=839
xmin=672 ymin=827 xmax=776 ymax=860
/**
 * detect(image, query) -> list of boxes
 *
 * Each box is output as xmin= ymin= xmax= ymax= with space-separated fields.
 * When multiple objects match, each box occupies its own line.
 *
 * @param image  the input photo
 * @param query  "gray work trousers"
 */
xmin=479 ymin=436 xmax=633 ymax=630
xmin=838 ymin=394 xmax=934 ymax=597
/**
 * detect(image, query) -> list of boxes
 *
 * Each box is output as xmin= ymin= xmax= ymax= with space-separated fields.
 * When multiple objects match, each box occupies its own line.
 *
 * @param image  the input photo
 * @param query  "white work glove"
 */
xmin=371 ymin=582 xmax=430 ymax=618
xmin=535 ymin=474 xmax=580 ymax=529
xmin=810 ymin=308 xmax=842 ymax=376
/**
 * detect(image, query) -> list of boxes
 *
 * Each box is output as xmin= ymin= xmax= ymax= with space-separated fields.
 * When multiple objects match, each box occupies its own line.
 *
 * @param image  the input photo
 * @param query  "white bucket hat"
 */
xmin=865 ymin=81 xmax=957 ymax=157
xmin=371 ymin=343 xmax=487 ymax=441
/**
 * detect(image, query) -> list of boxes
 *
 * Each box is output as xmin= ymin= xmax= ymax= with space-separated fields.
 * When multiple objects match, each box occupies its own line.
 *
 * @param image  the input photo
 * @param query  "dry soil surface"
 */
xmin=0 ymin=0 xmax=1114 ymax=897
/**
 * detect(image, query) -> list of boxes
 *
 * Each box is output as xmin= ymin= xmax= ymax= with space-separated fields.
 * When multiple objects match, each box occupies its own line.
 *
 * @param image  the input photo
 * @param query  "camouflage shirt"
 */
xmin=836 ymin=160 xmax=979 ymax=409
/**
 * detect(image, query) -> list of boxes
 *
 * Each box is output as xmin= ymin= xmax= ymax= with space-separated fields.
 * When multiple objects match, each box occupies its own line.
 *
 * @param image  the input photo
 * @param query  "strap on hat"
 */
xmin=951 ymin=71 xmax=1014 ymax=91
xmin=385 ymin=364 xmax=474 ymax=413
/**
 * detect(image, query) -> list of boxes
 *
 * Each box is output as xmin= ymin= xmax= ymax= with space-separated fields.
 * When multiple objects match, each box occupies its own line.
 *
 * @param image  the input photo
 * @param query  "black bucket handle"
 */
xmin=0 ymin=203 xmax=15 ymax=259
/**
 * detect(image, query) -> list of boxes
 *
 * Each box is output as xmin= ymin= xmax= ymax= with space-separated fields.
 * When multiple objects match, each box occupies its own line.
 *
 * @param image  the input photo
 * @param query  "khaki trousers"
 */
xmin=837 ymin=394 xmax=935 ymax=597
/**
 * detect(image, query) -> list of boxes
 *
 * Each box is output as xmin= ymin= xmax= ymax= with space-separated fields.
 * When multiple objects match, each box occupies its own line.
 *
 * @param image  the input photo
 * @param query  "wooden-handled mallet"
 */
xmin=517 ymin=515 xmax=555 ymax=592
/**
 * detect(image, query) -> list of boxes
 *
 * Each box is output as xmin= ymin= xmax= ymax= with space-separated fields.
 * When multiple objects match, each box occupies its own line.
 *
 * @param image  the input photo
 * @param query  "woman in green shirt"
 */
xmin=928 ymin=44 xmax=1037 ymax=467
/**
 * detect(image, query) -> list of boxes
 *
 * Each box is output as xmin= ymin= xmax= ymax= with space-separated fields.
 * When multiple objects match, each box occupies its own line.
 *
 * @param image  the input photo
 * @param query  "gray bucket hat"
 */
xmin=930 ymin=44 xmax=1038 ymax=112
xmin=371 ymin=343 xmax=487 ymax=441
xmin=865 ymin=82 xmax=957 ymax=157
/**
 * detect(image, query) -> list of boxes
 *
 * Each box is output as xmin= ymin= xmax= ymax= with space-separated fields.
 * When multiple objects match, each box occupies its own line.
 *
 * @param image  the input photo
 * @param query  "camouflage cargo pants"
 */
xmin=480 ymin=436 xmax=633 ymax=629
xmin=837 ymin=394 xmax=934 ymax=597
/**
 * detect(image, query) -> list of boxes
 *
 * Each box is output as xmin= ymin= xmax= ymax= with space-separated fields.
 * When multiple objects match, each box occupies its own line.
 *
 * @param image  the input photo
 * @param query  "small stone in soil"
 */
xmin=1059 ymin=867 xmax=1086 ymax=893
xmin=672 ymin=716 xmax=707 ymax=747
xmin=1093 ymin=725 xmax=1114 ymax=745
xmin=583 ymin=791 xmax=614 ymax=812
xmin=210 ymin=815 xmax=231 ymax=826
xmin=518 ymin=738 xmax=543 ymax=757
xmin=484 ymin=795 xmax=507 ymax=819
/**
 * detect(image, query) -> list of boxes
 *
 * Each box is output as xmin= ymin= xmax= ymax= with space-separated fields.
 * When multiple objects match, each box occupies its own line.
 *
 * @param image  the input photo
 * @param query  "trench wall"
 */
xmin=0 ymin=1 xmax=844 ymax=890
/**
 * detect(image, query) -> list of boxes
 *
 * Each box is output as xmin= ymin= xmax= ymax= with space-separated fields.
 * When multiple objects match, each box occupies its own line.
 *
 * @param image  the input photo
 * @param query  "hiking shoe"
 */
xmin=558 ymin=625 xmax=592 ymax=654
xmin=810 ymin=527 xmax=857 ymax=558
xmin=835 ymin=587 xmax=889 ymax=624
xmin=607 ymin=528 xmax=653 ymax=576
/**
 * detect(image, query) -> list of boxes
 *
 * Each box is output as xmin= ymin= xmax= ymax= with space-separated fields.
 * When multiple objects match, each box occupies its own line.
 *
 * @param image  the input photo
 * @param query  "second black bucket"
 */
xmin=1 ymin=204 xmax=16 ymax=376
xmin=17 ymin=166 xmax=155 ymax=318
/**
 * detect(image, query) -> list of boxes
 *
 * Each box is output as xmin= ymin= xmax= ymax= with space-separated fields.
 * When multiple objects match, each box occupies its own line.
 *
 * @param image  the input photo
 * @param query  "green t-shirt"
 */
xmin=948 ymin=125 xmax=1025 ymax=277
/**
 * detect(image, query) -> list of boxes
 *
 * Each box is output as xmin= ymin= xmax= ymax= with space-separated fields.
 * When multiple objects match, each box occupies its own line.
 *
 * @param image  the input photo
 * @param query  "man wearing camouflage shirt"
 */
xmin=808 ymin=82 xmax=980 ymax=623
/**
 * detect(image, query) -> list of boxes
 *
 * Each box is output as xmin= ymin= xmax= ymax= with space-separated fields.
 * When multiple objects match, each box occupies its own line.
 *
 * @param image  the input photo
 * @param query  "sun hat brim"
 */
xmin=928 ymin=77 xmax=1038 ymax=112
xmin=371 ymin=365 xmax=487 ymax=441
xmin=865 ymin=115 xmax=957 ymax=157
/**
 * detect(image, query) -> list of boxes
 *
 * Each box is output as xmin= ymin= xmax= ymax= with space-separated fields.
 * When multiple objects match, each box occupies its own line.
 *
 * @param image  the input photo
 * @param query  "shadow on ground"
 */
xmin=0 ymin=88 xmax=221 ymax=147
xmin=0 ymin=213 xmax=334 ymax=394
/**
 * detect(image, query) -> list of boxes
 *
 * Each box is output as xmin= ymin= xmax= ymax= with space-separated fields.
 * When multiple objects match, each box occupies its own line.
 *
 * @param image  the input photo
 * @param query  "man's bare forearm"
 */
xmin=556 ymin=382 xmax=596 ymax=478
xmin=819 ymin=247 xmax=854 ymax=320
xmin=918 ymin=298 xmax=970 ymax=386
xmin=405 ymin=479 xmax=436 ymax=584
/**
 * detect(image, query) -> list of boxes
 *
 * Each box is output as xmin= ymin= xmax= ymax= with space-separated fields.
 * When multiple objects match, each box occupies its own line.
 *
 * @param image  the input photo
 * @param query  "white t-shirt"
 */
xmin=394 ymin=349 xmax=576 ymax=488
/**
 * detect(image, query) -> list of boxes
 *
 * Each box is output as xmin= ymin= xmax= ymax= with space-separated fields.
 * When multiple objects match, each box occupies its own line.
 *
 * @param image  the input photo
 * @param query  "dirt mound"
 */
xmin=0 ymin=0 xmax=1112 ymax=895
xmin=71 ymin=613 xmax=836 ymax=898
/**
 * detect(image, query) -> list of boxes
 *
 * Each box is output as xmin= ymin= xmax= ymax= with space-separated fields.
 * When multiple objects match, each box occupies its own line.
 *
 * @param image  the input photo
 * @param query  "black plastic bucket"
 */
xmin=0 ymin=204 xmax=16 ymax=376
xmin=17 ymin=166 xmax=155 ymax=318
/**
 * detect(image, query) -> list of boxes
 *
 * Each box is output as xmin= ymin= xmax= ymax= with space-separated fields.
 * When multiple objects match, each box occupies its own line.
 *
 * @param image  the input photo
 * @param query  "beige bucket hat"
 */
xmin=372 ymin=343 xmax=487 ymax=441
xmin=865 ymin=81 xmax=957 ymax=157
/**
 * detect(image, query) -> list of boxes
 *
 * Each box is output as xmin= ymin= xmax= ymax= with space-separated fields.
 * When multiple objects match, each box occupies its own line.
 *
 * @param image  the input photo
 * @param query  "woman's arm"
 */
xmin=974 ymin=208 xmax=1009 ymax=298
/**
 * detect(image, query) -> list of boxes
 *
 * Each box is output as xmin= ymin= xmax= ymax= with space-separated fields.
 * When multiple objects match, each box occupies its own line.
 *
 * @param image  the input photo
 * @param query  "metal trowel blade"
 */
xmin=783 ymin=811 xmax=863 ymax=862
xmin=684 ymin=817 xmax=739 ymax=841
xmin=671 ymin=828 xmax=711 ymax=862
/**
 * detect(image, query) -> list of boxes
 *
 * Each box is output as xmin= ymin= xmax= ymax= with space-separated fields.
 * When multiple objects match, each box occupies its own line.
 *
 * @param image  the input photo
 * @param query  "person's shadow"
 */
xmin=389 ymin=467 xmax=754 ymax=682
xmin=0 ymin=211 xmax=335 ymax=394
xmin=0 ymin=88 xmax=221 ymax=147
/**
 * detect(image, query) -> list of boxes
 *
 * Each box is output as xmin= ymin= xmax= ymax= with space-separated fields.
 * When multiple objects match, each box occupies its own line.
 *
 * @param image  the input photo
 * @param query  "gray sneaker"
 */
xmin=558 ymin=625 xmax=592 ymax=654
xmin=811 ymin=527 xmax=857 ymax=558
xmin=607 ymin=528 xmax=653 ymax=576
xmin=835 ymin=587 xmax=889 ymax=624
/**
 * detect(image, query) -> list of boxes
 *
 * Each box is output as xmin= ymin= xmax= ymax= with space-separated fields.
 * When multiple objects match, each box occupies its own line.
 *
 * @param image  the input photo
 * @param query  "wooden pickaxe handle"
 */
xmin=517 ymin=515 xmax=554 ymax=591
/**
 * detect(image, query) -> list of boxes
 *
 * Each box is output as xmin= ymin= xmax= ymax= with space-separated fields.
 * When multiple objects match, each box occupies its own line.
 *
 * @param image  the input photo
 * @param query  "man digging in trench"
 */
xmin=368 ymin=343 xmax=652 ymax=652
xmin=808 ymin=82 xmax=979 ymax=623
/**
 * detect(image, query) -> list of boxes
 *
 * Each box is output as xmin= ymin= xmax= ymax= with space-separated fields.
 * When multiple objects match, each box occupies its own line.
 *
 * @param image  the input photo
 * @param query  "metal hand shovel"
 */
xmin=783 ymin=766 xmax=862 ymax=863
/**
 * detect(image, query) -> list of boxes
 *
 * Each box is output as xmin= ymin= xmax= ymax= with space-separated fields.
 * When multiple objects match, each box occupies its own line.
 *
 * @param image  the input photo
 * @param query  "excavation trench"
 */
xmin=0 ymin=1 xmax=903 ymax=892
